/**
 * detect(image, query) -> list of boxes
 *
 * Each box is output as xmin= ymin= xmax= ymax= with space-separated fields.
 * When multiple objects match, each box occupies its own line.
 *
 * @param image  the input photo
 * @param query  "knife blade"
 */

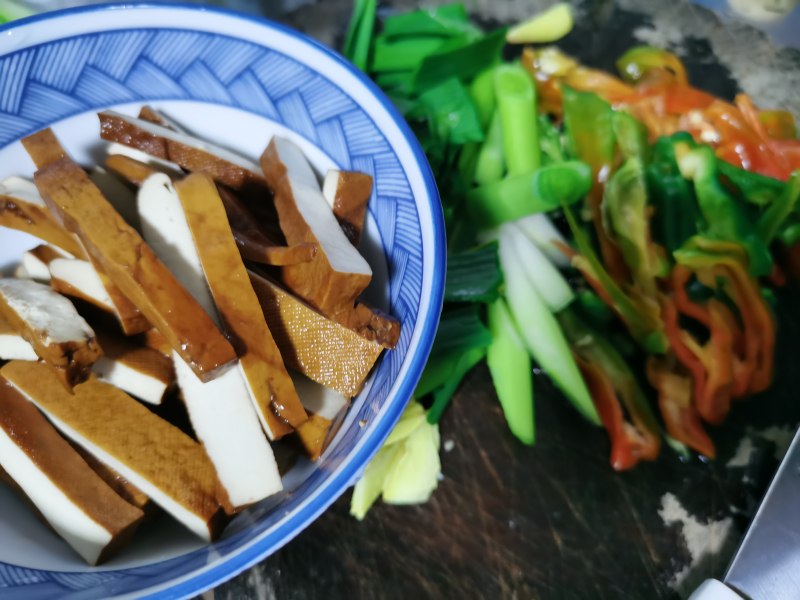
xmin=692 ymin=427 xmax=800 ymax=600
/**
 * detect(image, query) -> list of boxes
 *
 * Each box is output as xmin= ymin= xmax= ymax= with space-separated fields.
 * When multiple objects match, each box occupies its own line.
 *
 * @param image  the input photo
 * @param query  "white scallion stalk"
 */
xmin=500 ymin=222 xmax=574 ymax=313
xmin=514 ymin=213 xmax=571 ymax=267
xmin=497 ymin=231 xmax=599 ymax=424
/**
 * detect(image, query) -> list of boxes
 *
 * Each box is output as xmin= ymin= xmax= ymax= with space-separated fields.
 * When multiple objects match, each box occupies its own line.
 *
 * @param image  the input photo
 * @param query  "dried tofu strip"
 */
xmin=0 ymin=176 xmax=84 ymax=256
xmin=49 ymin=258 xmax=114 ymax=313
xmin=138 ymin=105 xmax=187 ymax=133
xmin=99 ymin=111 xmax=267 ymax=195
xmin=176 ymin=173 xmax=307 ymax=429
xmin=71 ymin=444 xmax=154 ymax=515
xmin=83 ymin=252 xmax=151 ymax=336
xmin=217 ymin=185 xmax=316 ymax=267
xmin=261 ymin=137 xmax=372 ymax=317
xmin=138 ymin=173 xmax=284 ymax=507
xmin=92 ymin=330 xmax=174 ymax=406
xmin=248 ymin=270 xmax=384 ymax=398
xmin=0 ymin=311 xmax=37 ymax=361
xmin=138 ymin=328 xmax=172 ymax=357
xmin=292 ymin=373 xmax=349 ymax=461
xmin=106 ymin=153 xmax=171 ymax=187
xmin=107 ymin=154 xmax=313 ymax=268
xmin=322 ymin=170 xmax=372 ymax=247
xmin=0 ymin=279 xmax=101 ymax=385
xmin=21 ymin=244 xmax=69 ymax=282
xmin=339 ymin=301 xmax=401 ymax=349
xmin=23 ymin=129 xmax=236 ymax=381
xmin=0 ymin=377 xmax=144 ymax=565
xmin=88 ymin=166 xmax=140 ymax=230
xmin=2 ymin=361 xmax=226 ymax=541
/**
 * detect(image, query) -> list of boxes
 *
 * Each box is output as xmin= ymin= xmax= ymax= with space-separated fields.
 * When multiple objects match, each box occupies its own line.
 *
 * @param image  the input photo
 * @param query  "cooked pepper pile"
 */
xmin=344 ymin=2 xmax=800 ymax=482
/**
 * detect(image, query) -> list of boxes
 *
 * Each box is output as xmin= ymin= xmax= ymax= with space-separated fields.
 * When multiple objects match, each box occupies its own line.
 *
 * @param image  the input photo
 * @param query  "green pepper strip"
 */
xmin=603 ymin=157 xmax=666 ymax=294
xmin=718 ymin=160 xmax=787 ymax=206
xmin=562 ymin=86 xmax=629 ymax=282
xmin=758 ymin=170 xmax=800 ymax=244
xmin=646 ymin=135 xmax=701 ymax=252
xmin=563 ymin=203 xmax=668 ymax=353
xmin=678 ymin=145 xmax=772 ymax=277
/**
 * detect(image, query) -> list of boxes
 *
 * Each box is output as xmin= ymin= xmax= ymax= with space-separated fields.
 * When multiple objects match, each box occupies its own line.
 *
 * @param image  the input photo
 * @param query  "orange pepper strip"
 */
xmin=671 ymin=265 xmax=745 ymax=408
xmin=646 ymin=355 xmax=716 ymax=458
xmin=574 ymin=355 xmax=659 ymax=471
xmin=712 ymin=261 xmax=775 ymax=393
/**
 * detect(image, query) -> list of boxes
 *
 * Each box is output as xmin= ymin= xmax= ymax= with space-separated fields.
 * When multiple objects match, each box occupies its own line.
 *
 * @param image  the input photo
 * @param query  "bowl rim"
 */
xmin=0 ymin=3 xmax=446 ymax=597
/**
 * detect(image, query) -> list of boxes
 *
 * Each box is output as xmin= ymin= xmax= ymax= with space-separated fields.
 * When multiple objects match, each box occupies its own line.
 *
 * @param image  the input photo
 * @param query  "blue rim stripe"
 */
xmin=1 ymin=4 xmax=446 ymax=598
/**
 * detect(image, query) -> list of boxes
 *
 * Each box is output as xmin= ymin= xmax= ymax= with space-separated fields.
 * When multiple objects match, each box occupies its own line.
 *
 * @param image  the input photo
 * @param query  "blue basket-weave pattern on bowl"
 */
xmin=0 ymin=27 xmax=423 ymax=597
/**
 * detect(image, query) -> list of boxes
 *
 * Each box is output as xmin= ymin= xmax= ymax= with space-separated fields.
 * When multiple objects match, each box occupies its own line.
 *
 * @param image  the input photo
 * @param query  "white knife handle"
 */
xmin=689 ymin=579 xmax=745 ymax=600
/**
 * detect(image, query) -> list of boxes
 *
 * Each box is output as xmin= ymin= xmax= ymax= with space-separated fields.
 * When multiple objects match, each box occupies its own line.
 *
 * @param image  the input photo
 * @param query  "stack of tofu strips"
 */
xmin=0 ymin=107 xmax=400 ymax=565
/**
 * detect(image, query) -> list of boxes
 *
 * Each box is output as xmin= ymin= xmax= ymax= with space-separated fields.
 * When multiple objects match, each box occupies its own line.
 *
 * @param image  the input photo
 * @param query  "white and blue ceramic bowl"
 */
xmin=0 ymin=4 xmax=444 ymax=597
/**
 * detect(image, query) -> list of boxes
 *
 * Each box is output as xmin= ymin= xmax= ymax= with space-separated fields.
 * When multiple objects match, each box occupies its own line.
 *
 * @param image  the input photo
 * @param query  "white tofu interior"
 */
xmin=49 ymin=258 xmax=114 ymax=311
xmin=0 ymin=333 xmax=37 ymax=361
xmin=137 ymin=174 xmax=216 ymax=318
xmin=106 ymin=142 xmax=185 ymax=178
xmin=138 ymin=173 xmax=282 ymax=506
xmin=0 ymin=279 xmax=94 ymax=345
xmin=89 ymin=167 xmax=140 ymax=230
xmin=270 ymin=137 xmax=371 ymax=276
xmin=0 ymin=423 xmax=112 ymax=564
xmin=174 ymin=356 xmax=282 ymax=506
xmin=0 ymin=176 xmax=46 ymax=207
xmin=291 ymin=371 xmax=348 ymax=420
xmin=21 ymin=252 xmax=53 ymax=282
xmin=321 ymin=170 xmax=341 ymax=209
xmin=103 ymin=111 xmax=261 ymax=174
xmin=92 ymin=357 xmax=169 ymax=406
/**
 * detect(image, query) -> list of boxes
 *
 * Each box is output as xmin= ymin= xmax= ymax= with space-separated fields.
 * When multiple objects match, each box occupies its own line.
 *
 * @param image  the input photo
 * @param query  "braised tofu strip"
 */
xmin=0 ymin=176 xmax=84 ymax=257
xmin=23 ymin=129 xmax=237 ymax=381
xmin=248 ymin=270 xmax=384 ymax=398
xmin=137 ymin=172 xmax=284 ymax=508
xmin=261 ymin=136 xmax=372 ymax=317
xmin=0 ymin=311 xmax=37 ymax=361
xmin=92 ymin=330 xmax=175 ymax=406
xmin=71 ymin=444 xmax=154 ymax=515
xmin=99 ymin=111 xmax=268 ymax=195
xmin=292 ymin=373 xmax=350 ymax=461
xmin=2 ymin=361 xmax=226 ymax=541
xmin=0 ymin=279 xmax=101 ymax=385
xmin=21 ymin=244 xmax=67 ymax=282
xmin=322 ymin=169 xmax=373 ymax=247
xmin=49 ymin=258 xmax=116 ymax=313
xmin=0 ymin=377 xmax=144 ymax=565
xmin=176 ymin=173 xmax=307 ymax=430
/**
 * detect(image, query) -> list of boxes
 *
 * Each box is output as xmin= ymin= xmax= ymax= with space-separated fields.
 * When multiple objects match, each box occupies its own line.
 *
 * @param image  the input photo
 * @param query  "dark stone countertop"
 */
xmin=206 ymin=1 xmax=800 ymax=598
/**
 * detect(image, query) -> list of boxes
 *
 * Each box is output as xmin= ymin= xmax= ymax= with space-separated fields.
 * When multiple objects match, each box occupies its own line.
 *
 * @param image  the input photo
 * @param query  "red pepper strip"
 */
xmin=574 ymin=355 xmax=658 ymax=471
xmin=710 ymin=261 xmax=774 ymax=394
xmin=661 ymin=295 xmax=707 ymax=410
xmin=678 ymin=241 xmax=775 ymax=394
xmin=646 ymin=355 xmax=716 ymax=458
xmin=735 ymin=94 xmax=794 ymax=179
xmin=671 ymin=265 xmax=749 ymax=404
xmin=679 ymin=300 xmax=734 ymax=425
